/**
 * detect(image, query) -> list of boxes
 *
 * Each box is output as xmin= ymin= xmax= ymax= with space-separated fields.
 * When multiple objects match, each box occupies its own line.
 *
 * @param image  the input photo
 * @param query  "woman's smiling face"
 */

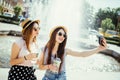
xmin=56 ymin=29 xmax=66 ymax=43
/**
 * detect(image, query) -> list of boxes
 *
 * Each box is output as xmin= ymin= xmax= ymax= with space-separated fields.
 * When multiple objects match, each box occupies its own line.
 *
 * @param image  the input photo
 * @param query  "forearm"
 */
xmin=10 ymin=56 xmax=25 ymax=66
xmin=67 ymin=48 xmax=100 ymax=57
xmin=39 ymin=64 xmax=49 ymax=70
xmin=79 ymin=48 xmax=99 ymax=57
xmin=67 ymin=39 xmax=107 ymax=57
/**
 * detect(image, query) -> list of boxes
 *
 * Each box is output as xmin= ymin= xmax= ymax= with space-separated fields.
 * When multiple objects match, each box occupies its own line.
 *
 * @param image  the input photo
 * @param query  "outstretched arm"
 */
xmin=66 ymin=38 xmax=107 ymax=57
xmin=66 ymin=47 xmax=99 ymax=57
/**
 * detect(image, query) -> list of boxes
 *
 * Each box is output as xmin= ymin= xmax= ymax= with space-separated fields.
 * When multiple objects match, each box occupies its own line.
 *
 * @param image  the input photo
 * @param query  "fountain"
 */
xmin=0 ymin=0 xmax=120 ymax=72
xmin=29 ymin=0 xmax=86 ymax=49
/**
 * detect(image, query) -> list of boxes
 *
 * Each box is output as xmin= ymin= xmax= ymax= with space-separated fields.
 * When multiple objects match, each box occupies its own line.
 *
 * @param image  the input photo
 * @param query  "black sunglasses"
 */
xmin=58 ymin=32 xmax=66 ymax=38
xmin=33 ymin=27 xmax=40 ymax=31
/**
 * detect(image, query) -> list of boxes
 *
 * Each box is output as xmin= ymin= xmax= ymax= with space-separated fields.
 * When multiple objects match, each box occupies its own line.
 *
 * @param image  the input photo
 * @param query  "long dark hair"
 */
xmin=44 ymin=26 xmax=67 ymax=71
xmin=22 ymin=22 xmax=39 ymax=52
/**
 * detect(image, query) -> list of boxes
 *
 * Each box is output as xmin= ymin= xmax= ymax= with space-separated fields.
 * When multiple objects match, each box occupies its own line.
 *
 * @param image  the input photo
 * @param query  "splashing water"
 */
xmin=29 ymin=0 xmax=86 ymax=49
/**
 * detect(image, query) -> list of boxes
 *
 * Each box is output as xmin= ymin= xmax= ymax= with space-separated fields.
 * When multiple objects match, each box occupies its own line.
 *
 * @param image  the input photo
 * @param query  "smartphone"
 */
xmin=98 ymin=36 xmax=104 ymax=46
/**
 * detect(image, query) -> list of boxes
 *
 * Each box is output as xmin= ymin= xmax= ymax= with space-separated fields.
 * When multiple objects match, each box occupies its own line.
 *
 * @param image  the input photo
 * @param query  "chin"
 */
xmin=58 ymin=41 xmax=63 ymax=43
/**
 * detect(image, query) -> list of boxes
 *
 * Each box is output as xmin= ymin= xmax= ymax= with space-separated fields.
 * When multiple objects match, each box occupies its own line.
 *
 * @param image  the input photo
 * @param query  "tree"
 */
xmin=101 ymin=18 xmax=115 ymax=34
xmin=94 ymin=7 xmax=117 ymax=30
xmin=13 ymin=5 xmax=22 ymax=19
xmin=0 ymin=5 xmax=4 ymax=15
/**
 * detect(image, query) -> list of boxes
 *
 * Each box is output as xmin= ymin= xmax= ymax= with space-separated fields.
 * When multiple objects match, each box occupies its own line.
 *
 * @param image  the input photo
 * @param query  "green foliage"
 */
xmin=0 ymin=5 xmax=3 ymax=15
xmin=13 ymin=5 xmax=22 ymax=19
xmin=116 ymin=7 xmax=120 ymax=13
xmin=101 ymin=18 xmax=115 ymax=32
xmin=95 ymin=7 xmax=120 ymax=33
xmin=0 ymin=5 xmax=2 ymax=13
xmin=117 ymin=23 xmax=120 ymax=32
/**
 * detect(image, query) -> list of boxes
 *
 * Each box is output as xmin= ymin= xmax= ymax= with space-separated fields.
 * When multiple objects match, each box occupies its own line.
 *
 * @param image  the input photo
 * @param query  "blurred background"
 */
xmin=0 ymin=0 xmax=120 ymax=72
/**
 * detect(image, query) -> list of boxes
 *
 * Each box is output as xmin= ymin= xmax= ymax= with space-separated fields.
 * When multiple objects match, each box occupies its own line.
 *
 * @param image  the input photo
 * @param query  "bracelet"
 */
xmin=24 ymin=56 xmax=27 ymax=60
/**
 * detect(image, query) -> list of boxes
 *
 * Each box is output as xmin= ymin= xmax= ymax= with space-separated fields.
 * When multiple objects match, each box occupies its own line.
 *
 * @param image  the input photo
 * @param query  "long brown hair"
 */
xmin=22 ymin=22 xmax=39 ymax=52
xmin=44 ymin=26 xmax=67 ymax=71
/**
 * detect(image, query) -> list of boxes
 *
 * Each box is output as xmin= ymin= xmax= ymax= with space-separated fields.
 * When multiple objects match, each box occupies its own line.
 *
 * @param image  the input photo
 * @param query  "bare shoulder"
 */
xmin=12 ymin=42 xmax=20 ymax=50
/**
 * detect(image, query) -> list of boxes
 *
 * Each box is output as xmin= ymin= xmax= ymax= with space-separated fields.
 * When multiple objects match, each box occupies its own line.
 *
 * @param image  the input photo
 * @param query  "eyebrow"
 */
xmin=58 ymin=31 xmax=65 ymax=34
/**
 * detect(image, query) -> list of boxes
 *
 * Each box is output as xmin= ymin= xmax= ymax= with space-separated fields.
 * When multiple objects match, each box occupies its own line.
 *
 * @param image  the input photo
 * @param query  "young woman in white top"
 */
xmin=39 ymin=26 xmax=107 ymax=80
xmin=8 ymin=19 xmax=40 ymax=80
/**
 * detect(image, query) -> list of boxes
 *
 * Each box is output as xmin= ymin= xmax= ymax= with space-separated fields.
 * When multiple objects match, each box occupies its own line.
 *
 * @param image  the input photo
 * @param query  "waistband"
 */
xmin=46 ymin=70 xmax=65 ymax=75
xmin=11 ymin=65 xmax=33 ymax=68
xmin=10 ymin=65 xmax=36 ymax=73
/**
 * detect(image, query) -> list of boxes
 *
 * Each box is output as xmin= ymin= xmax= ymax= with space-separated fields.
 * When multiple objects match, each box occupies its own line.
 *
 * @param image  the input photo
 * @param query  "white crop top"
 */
xmin=15 ymin=37 xmax=39 ymax=67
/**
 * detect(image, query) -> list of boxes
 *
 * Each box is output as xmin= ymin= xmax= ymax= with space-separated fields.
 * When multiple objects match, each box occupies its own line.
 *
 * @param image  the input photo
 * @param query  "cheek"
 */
xmin=55 ymin=36 xmax=58 ymax=40
xmin=56 ymin=36 xmax=60 ymax=41
xmin=31 ymin=31 xmax=34 ymax=35
xmin=31 ymin=31 xmax=36 ymax=36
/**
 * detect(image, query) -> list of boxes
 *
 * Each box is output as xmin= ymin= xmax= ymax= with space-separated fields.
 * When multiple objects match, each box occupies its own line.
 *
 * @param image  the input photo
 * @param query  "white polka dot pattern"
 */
xmin=8 ymin=65 xmax=37 ymax=80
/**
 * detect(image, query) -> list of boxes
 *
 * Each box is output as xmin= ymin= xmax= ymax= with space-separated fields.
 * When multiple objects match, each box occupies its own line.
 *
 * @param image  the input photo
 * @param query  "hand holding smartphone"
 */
xmin=98 ymin=35 xmax=104 ymax=46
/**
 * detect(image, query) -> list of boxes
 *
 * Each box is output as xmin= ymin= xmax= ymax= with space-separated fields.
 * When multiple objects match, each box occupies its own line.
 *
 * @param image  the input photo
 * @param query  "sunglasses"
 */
xmin=33 ymin=27 xmax=40 ymax=31
xmin=57 ymin=32 xmax=66 ymax=38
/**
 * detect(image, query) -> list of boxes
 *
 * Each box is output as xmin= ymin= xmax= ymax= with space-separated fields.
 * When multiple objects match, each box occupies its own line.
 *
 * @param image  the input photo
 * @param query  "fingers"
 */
xmin=25 ymin=53 xmax=37 ymax=60
xmin=99 ymin=38 xmax=107 ymax=51
xmin=49 ymin=64 xmax=58 ymax=71
xmin=102 ymin=38 xmax=107 ymax=47
xmin=102 ymin=38 xmax=107 ymax=44
xmin=32 ymin=53 xmax=37 ymax=58
xmin=98 ymin=38 xmax=107 ymax=51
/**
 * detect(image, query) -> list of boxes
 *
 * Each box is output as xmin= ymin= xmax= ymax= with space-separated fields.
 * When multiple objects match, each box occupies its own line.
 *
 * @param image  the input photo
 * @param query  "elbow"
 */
xmin=39 ymin=65 xmax=44 ymax=70
xmin=39 ymin=64 xmax=45 ymax=70
xmin=39 ymin=66 xmax=42 ymax=69
xmin=38 ymin=60 xmax=45 ymax=70
xmin=10 ymin=60 xmax=15 ymax=66
xmin=10 ymin=61 xmax=14 ymax=66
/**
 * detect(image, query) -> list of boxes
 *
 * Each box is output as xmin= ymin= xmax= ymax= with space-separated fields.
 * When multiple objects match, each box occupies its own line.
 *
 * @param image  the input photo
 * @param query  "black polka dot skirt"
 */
xmin=8 ymin=65 xmax=37 ymax=80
